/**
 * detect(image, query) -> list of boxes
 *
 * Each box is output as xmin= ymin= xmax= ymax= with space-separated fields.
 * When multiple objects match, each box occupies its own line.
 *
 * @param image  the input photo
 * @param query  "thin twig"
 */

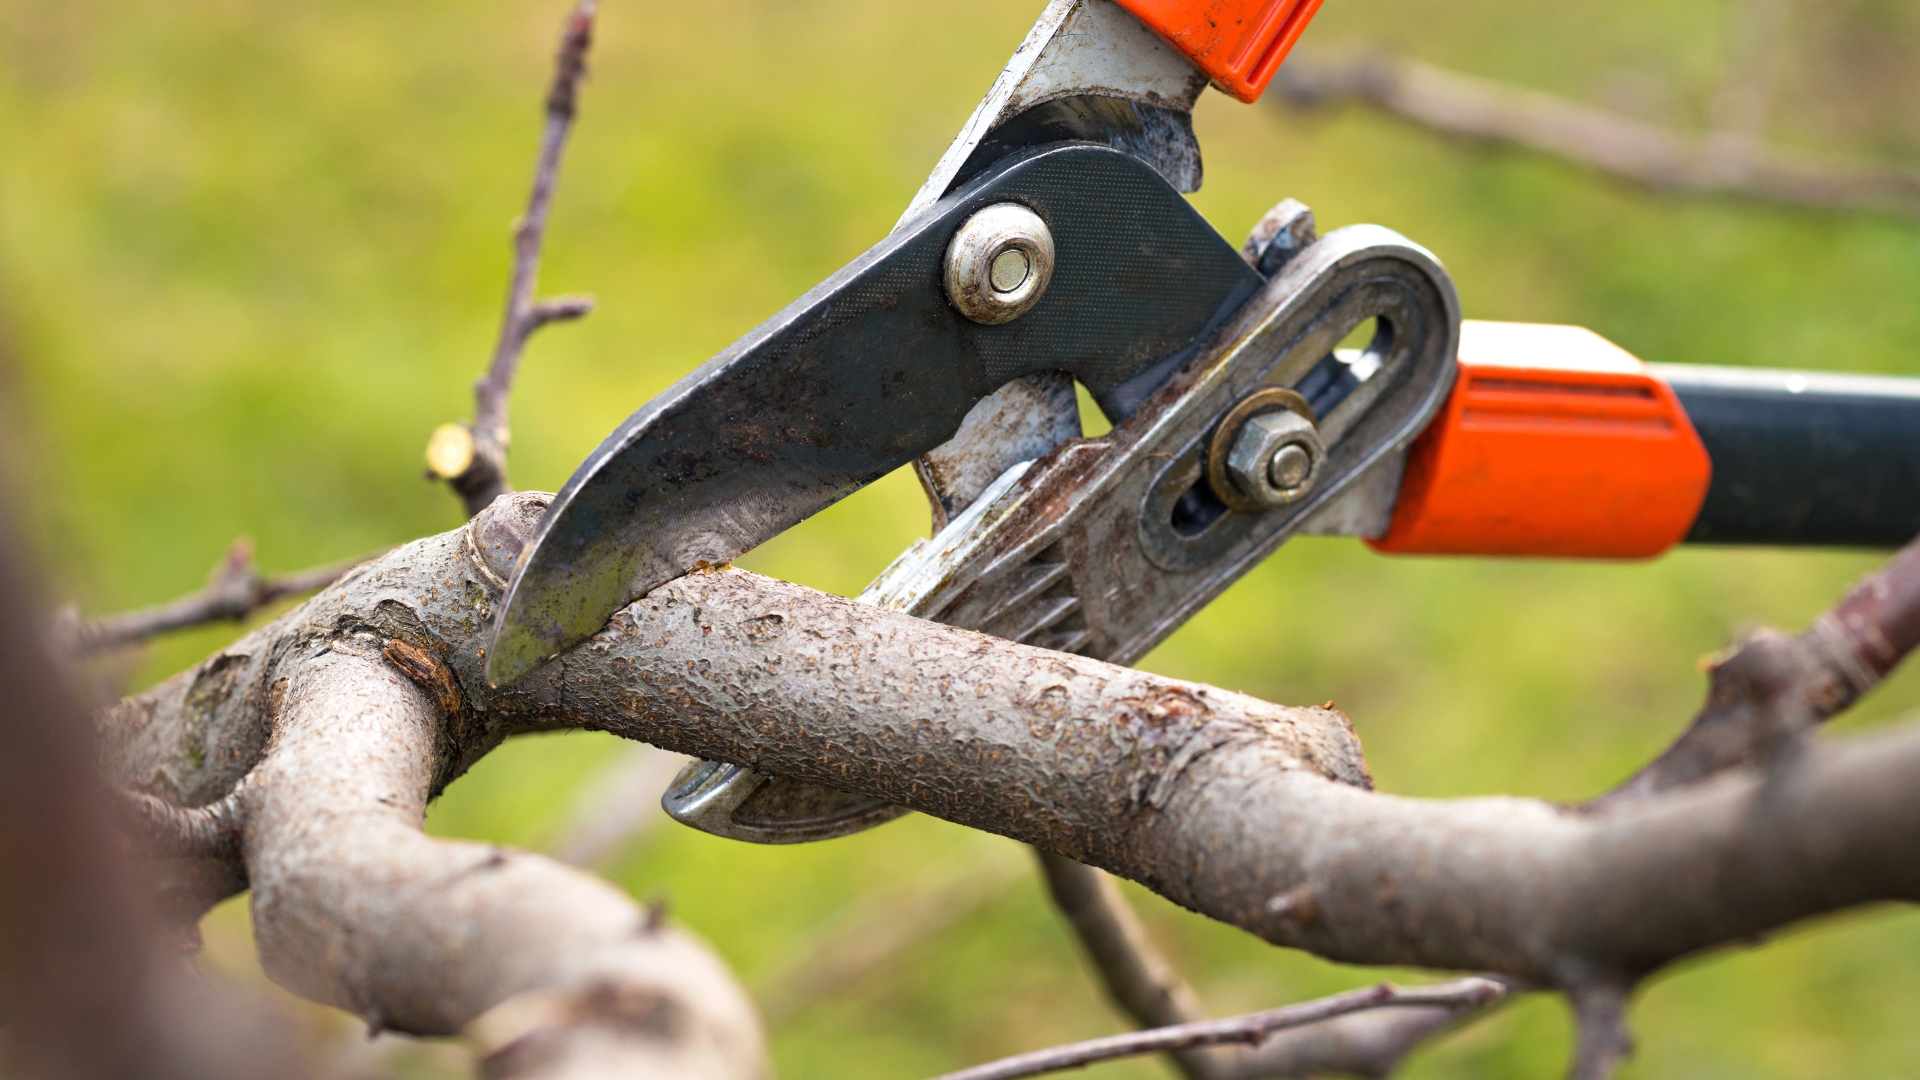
xmin=1033 ymin=850 xmax=1501 ymax=1079
xmin=926 ymin=980 xmax=1504 ymax=1080
xmin=428 ymin=0 xmax=598 ymax=517
xmin=113 ymin=787 xmax=244 ymax=864
xmin=1032 ymin=849 xmax=1218 ymax=1077
xmin=1567 ymin=984 xmax=1634 ymax=1080
xmin=1271 ymin=51 xmax=1920 ymax=218
xmin=67 ymin=538 xmax=377 ymax=655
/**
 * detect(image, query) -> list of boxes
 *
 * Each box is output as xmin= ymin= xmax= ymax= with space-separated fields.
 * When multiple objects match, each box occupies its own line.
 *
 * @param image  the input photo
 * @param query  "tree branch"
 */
xmin=1568 ymin=983 xmax=1633 ymax=1080
xmin=427 ymin=0 xmax=598 ymax=516
xmin=241 ymin=648 xmax=762 ymax=1076
xmin=63 ymin=538 xmax=374 ymax=655
xmin=924 ymin=980 xmax=1503 ymax=1080
xmin=93 ymin=497 xmax=1920 ymax=1079
xmin=1593 ymin=535 xmax=1920 ymax=808
xmin=1271 ymin=51 xmax=1920 ymax=218
xmin=1034 ymin=850 xmax=1500 ymax=1079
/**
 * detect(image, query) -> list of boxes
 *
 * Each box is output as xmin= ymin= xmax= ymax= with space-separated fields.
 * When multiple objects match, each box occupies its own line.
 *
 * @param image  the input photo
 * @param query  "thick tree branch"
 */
xmin=1271 ymin=52 xmax=1920 ymax=218
xmin=925 ymin=980 xmax=1503 ymax=1080
xmin=240 ymin=649 xmax=761 ymax=1077
xmin=1034 ymin=850 xmax=1498 ymax=1079
xmin=428 ymin=1 xmax=598 ymax=516
xmin=64 ymin=538 xmax=372 ymax=655
xmin=95 ymin=497 xmax=1920 ymax=1079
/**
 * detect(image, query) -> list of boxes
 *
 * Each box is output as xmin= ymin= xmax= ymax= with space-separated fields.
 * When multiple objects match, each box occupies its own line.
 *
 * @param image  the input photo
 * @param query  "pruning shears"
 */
xmin=485 ymin=0 xmax=1920 ymax=843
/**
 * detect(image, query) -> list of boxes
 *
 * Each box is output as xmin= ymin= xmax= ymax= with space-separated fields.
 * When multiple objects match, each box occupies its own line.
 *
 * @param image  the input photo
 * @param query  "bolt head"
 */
xmin=1225 ymin=409 xmax=1324 ymax=508
xmin=945 ymin=203 xmax=1055 ymax=325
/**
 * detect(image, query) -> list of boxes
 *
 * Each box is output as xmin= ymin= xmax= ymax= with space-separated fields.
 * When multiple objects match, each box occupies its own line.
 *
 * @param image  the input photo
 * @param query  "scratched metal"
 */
xmin=489 ymin=143 xmax=1261 ymax=685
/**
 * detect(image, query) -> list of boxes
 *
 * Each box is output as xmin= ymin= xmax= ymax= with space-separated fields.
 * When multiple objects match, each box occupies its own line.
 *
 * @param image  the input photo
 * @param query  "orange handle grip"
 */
xmin=1369 ymin=322 xmax=1713 ymax=559
xmin=1112 ymin=0 xmax=1328 ymax=103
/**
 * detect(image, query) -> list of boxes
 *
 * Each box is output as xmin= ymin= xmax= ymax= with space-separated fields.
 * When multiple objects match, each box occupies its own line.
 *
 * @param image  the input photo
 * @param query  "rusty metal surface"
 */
xmin=895 ymin=224 xmax=1459 ymax=664
xmin=488 ymin=143 xmax=1261 ymax=686
xmin=916 ymin=372 xmax=1082 ymax=533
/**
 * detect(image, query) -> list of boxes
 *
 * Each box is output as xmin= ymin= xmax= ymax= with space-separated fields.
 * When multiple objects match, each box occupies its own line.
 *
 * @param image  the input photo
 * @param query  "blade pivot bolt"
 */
xmin=946 ymin=203 xmax=1054 ymax=324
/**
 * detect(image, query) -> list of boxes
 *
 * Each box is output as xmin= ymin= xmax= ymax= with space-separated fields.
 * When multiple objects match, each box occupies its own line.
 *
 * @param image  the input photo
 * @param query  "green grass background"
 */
xmin=4 ymin=0 xmax=1920 ymax=1075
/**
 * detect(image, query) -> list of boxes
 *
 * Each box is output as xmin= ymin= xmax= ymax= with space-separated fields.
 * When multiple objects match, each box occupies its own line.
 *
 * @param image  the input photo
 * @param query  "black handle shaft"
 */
xmin=1655 ymin=364 xmax=1920 ymax=548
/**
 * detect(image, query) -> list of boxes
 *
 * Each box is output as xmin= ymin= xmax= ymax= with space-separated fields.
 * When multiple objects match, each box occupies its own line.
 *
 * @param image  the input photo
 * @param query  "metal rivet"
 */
xmin=990 ymin=248 xmax=1031 ymax=293
xmin=945 ymin=203 xmax=1054 ymax=325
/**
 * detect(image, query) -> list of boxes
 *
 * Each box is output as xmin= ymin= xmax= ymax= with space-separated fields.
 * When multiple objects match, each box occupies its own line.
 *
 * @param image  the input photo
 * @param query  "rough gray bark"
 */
xmin=243 ymin=650 xmax=761 ymax=1077
xmin=97 ymin=489 xmax=1920 ymax=1080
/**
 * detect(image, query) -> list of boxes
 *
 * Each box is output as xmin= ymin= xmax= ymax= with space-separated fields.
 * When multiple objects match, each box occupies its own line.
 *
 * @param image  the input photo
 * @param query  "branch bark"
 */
xmin=428 ymin=0 xmax=597 ymax=516
xmin=239 ymin=649 xmax=762 ymax=1077
xmin=94 ymin=494 xmax=1920 ymax=1077
xmin=1271 ymin=51 xmax=1920 ymax=218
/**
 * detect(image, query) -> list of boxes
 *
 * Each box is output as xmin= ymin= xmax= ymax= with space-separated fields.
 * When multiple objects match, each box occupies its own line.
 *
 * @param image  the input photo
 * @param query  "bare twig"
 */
xmin=428 ymin=0 xmax=598 ymax=516
xmin=1271 ymin=52 xmax=1920 ymax=218
xmin=925 ymin=980 xmax=1504 ymax=1080
xmin=115 ymin=787 xmax=245 ymax=864
xmin=1033 ymin=849 xmax=1218 ymax=1076
xmin=1034 ymin=850 xmax=1500 ymax=1079
xmin=1568 ymin=984 xmax=1634 ymax=1080
xmin=67 ymin=538 xmax=375 ymax=655
xmin=1593 ymin=536 xmax=1920 ymax=808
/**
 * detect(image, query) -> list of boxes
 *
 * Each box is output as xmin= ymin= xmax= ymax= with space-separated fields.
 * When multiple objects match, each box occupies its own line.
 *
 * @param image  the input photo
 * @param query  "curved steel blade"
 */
xmin=486 ymin=143 xmax=1260 ymax=685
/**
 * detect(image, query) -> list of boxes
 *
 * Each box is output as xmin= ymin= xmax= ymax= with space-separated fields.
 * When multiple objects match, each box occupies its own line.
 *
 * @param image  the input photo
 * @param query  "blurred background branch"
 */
xmin=1271 ymin=49 xmax=1920 ymax=218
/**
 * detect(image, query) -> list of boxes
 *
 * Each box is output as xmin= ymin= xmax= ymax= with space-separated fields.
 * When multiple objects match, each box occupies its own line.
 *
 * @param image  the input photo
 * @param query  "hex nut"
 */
xmin=1225 ymin=408 xmax=1325 ymax=509
xmin=945 ymin=203 xmax=1055 ymax=325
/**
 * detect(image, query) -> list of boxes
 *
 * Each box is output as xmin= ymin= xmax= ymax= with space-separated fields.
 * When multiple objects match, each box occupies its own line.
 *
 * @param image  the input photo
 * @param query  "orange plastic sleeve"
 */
xmin=1112 ymin=0 xmax=1328 ymax=103
xmin=1369 ymin=321 xmax=1712 ymax=559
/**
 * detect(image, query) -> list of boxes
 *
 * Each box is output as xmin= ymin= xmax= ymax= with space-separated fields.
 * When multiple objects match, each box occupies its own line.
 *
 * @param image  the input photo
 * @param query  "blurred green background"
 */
xmin=5 ymin=0 xmax=1920 ymax=1075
